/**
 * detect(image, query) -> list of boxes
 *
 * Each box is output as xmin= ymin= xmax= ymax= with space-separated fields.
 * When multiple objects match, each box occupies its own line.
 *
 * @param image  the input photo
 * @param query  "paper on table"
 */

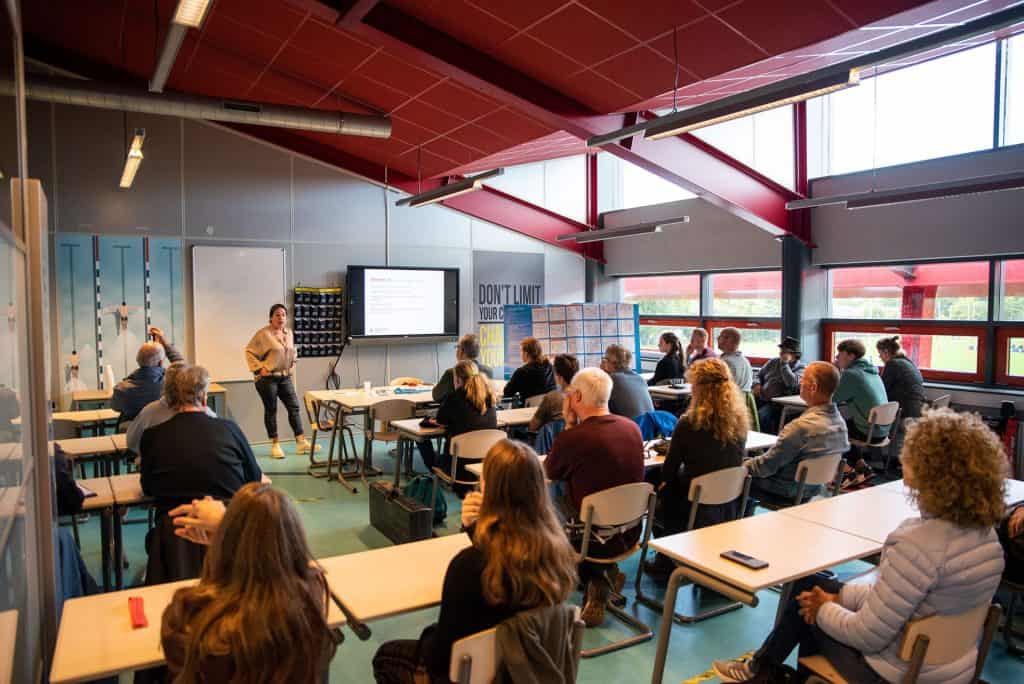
xmin=532 ymin=307 xmax=548 ymax=322
xmin=549 ymin=323 xmax=566 ymax=338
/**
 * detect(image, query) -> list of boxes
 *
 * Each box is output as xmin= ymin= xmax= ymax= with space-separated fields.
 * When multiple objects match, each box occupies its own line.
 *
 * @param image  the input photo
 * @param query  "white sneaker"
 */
xmin=270 ymin=443 xmax=285 ymax=459
xmin=295 ymin=441 xmax=321 ymax=455
xmin=712 ymin=659 xmax=756 ymax=683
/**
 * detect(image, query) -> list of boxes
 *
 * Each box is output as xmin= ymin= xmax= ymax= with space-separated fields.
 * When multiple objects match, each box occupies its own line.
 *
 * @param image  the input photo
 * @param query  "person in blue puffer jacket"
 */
xmin=715 ymin=408 xmax=1006 ymax=684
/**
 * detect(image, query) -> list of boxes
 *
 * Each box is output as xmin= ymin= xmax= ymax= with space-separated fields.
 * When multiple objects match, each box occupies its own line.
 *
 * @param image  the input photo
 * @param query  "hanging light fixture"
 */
xmin=120 ymin=128 xmax=145 ymax=189
xmin=395 ymin=168 xmax=503 ymax=208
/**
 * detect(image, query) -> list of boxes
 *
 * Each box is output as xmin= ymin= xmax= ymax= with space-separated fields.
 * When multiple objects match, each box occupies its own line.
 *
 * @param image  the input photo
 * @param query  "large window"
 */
xmin=692 ymin=106 xmax=795 ymax=189
xmin=824 ymin=325 xmax=984 ymax=381
xmin=597 ymin=153 xmax=695 ymax=213
xmin=709 ymin=271 xmax=782 ymax=317
xmin=808 ymin=42 xmax=998 ymax=177
xmin=829 ymin=262 xmax=989 ymax=321
xmin=709 ymin=322 xmax=781 ymax=361
xmin=999 ymin=259 xmax=1024 ymax=321
xmin=483 ymin=154 xmax=587 ymax=223
xmin=622 ymin=274 xmax=699 ymax=316
xmin=1005 ymin=34 xmax=1024 ymax=146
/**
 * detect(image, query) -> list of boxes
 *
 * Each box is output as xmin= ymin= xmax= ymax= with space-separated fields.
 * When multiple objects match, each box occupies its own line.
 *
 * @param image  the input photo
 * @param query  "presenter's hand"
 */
xmin=461 ymin=491 xmax=483 ymax=529
xmin=148 ymin=325 xmax=166 ymax=345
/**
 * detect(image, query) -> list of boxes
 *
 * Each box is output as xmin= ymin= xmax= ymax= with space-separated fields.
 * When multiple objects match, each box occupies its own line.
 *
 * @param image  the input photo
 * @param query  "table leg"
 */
xmin=114 ymin=504 xmax=124 ymax=590
xmin=100 ymin=506 xmax=112 ymax=592
xmin=775 ymin=581 xmax=794 ymax=627
xmin=651 ymin=567 xmax=688 ymax=684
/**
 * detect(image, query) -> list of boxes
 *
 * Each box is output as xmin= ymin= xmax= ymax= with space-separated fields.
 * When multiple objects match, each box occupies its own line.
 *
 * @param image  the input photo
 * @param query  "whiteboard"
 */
xmin=192 ymin=246 xmax=286 ymax=382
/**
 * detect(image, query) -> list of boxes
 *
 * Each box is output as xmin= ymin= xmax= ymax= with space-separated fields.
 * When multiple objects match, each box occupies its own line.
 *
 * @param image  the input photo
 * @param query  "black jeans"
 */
xmin=254 ymin=375 xmax=303 ymax=440
xmin=373 ymin=638 xmax=446 ymax=684
xmin=753 ymin=574 xmax=886 ymax=682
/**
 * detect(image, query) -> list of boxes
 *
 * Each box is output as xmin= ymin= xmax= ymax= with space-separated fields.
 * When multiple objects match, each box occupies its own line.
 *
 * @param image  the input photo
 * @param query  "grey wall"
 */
xmin=810 ymin=145 xmax=1024 ymax=265
xmin=601 ymin=198 xmax=782 ymax=276
xmin=29 ymin=104 xmax=585 ymax=440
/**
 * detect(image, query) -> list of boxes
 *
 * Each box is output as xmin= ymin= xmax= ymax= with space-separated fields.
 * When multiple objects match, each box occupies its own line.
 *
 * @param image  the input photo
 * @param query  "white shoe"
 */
xmin=295 ymin=441 xmax=320 ymax=455
xmin=712 ymin=659 xmax=756 ymax=683
xmin=270 ymin=443 xmax=285 ymax=459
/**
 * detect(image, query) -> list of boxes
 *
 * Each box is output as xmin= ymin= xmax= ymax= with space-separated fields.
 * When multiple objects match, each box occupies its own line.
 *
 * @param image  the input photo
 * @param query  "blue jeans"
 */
xmin=753 ymin=574 xmax=886 ymax=682
xmin=254 ymin=375 xmax=303 ymax=440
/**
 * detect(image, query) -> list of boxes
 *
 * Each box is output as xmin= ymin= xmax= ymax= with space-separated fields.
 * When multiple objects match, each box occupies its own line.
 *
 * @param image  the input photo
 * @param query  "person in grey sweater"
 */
xmin=717 ymin=408 xmax=1006 ymax=684
xmin=111 ymin=326 xmax=183 ymax=422
xmin=600 ymin=344 xmax=653 ymax=419
xmin=753 ymin=336 xmax=805 ymax=433
xmin=433 ymin=334 xmax=493 ymax=403
xmin=745 ymin=362 xmax=849 ymax=502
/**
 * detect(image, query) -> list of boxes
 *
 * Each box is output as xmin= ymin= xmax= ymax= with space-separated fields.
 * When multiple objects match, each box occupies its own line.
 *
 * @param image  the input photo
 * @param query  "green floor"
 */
xmin=73 ymin=440 xmax=1024 ymax=683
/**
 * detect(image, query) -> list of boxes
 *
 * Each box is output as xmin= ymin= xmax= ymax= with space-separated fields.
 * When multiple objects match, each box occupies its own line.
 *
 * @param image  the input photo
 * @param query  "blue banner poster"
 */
xmin=503 ymin=305 xmax=534 ymax=379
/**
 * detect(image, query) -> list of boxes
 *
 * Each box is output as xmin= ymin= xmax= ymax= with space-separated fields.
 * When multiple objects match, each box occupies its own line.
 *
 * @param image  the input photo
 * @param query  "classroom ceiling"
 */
xmin=21 ymin=0 xmax=1022 ymax=184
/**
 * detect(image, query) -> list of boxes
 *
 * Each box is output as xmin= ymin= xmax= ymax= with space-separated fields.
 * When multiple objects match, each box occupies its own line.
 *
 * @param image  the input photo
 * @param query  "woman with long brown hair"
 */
xmin=373 ymin=439 xmax=578 ymax=683
xmin=645 ymin=358 xmax=749 ymax=578
xmin=502 ymin=336 xmax=556 ymax=403
xmin=417 ymin=360 xmax=497 ymax=476
xmin=161 ymin=483 xmax=339 ymax=683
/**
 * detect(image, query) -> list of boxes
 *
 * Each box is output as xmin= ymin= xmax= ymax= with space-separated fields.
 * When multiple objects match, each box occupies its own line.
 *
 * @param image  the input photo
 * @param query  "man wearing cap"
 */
xmin=752 ymin=336 xmax=805 ymax=434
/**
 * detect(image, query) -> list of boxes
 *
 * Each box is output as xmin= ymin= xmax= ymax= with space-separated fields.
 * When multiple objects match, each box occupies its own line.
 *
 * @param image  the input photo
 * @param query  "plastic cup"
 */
xmin=363 ymin=381 xmax=372 ymax=393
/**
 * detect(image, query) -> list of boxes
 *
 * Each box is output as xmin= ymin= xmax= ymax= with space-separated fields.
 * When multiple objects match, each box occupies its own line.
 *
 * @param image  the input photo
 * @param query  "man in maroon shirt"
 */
xmin=544 ymin=367 xmax=645 ymax=628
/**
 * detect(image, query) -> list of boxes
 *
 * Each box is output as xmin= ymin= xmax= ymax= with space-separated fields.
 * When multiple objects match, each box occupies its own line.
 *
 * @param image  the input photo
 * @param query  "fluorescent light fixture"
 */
xmin=787 ymin=171 xmax=1024 ymax=211
xmin=120 ymin=128 xmax=145 ymax=189
xmin=395 ymin=168 xmax=503 ymax=208
xmin=558 ymin=222 xmax=665 ymax=243
xmin=172 ymin=0 xmax=212 ymax=28
xmin=644 ymin=69 xmax=858 ymax=140
xmin=149 ymin=23 xmax=187 ymax=92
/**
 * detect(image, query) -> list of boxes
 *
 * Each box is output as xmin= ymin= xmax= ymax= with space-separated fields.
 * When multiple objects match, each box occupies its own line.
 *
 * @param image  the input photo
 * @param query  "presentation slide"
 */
xmin=364 ymin=268 xmax=445 ymax=336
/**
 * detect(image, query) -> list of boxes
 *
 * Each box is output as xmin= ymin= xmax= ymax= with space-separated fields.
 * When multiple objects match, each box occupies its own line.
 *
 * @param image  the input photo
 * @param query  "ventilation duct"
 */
xmin=0 ymin=73 xmax=392 ymax=138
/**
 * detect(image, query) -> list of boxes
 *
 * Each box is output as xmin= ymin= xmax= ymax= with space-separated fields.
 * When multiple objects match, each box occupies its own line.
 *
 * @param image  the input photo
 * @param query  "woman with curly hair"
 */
xmin=645 ymin=358 xmax=749 ymax=578
xmin=373 ymin=439 xmax=578 ymax=683
xmin=714 ymin=408 xmax=1006 ymax=684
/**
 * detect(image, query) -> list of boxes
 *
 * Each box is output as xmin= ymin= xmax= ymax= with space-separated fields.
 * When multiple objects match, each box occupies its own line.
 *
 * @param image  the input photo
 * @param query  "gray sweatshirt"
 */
xmin=756 ymin=357 xmax=805 ymax=400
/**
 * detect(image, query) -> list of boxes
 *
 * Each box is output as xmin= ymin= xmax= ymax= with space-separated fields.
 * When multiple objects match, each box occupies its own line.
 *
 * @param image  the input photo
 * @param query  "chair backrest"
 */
xmin=369 ymin=398 xmax=416 ymax=426
xmin=524 ymin=394 xmax=546 ymax=408
xmin=868 ymin=401 xmax=901 ymax=429
xmin=898 ymin=602 xmax=991 ymax=665
xmin=51 ymin=419 xmax=78 ymax=440
xmin=450 ymin=626 xmax=497 ymax=684
xmin=931 ymin=394 xmax=951 ymax=409
xmin=389 ymin=376 xmax=424 ymax=386
xmin=580 ymin=482 xmax=655 ymax=528
xmin=688 ymin=466 xmax=748 ymax=506
xmin=796 ymin=453 xmax=843 ymax=488
xmin=451 ymin=429 xmax=507 ymax=461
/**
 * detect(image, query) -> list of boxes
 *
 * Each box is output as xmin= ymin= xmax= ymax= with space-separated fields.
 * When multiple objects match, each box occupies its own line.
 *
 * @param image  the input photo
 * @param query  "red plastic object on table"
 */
xmin=129 ymin=596 xmax=148 ymax=628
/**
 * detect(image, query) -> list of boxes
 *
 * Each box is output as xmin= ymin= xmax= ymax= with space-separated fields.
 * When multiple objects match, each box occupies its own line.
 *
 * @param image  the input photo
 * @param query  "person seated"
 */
xmin=544 ymin=367 xmax=645 ymax=627
xmin=718 ymin=326 xmax=758 ymax=429
xmin=999 ymin=503 xmax=1024 ymax=585
xmin=753 ymin=336 xmax=805 ymax=434
xmin=648 ymin=332 xmax=684 ymax=386
xmin=685 ymin=327 xmax=717 ymax=367
xmin=502 ymin=337 xmax=556 ymax=403
xmin=834 ymin=338 xmax=890 ymax=486
xmin=140 ymin=364 xmax=262 ymax=582
xmin=126 ymin=361 xmax=215 ymax=457
xmin=111 ymin=325 xmax=183 ymax=423
xmin=529 ymin=353 xmax=578 ymax=433
xmin=373 ymin=439 xmax=578 ymax=683
xmin=600 ymin=344 xmax=654 ymax=419
xmin=418 ymin=360 xmax=498 ymax=477
xmin=433 ymin=333 xmax=493 ymax=403
xmin=876 ymin=336 xmax=925 ymax=420
xmin=715 ymin=409 xmax=1006 ymax=684
xmin=162 ymin=483 xmax=338 ymax=682
xmin=645 ymin=359 xmax=748 ymax=577
xmin=744 ymin=362 xmax=849 ymax=506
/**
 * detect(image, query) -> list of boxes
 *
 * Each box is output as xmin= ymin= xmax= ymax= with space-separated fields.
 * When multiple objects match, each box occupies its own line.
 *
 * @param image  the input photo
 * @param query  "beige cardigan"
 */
xmin=245 ymin=325 xmax=296 ymax=376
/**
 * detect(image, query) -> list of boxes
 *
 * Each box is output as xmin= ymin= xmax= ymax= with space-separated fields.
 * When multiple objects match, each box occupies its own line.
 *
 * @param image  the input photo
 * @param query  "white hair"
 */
xmin=137 ymin=342 xmax=166 ymax=368
xmin=570 ymin=367 xmax=612 ymax=408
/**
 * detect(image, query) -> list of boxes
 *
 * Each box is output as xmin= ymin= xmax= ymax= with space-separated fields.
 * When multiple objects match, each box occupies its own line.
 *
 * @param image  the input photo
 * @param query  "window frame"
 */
xmin=821 ymin=320 xmax=988 ymax=384
xmin=995 ymin=326 xmax=1024 ymax=387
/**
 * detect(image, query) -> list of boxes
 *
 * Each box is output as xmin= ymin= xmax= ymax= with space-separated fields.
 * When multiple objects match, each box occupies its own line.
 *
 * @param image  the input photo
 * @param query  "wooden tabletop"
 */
xmin=13 ymin=409 xmax=120 ymax=427
xmin=71 ymin=383 xmax=226 ymax=403
xmin=54 ymin=436 xmax=120 ymax=457
xmin=496 ymin=406 xmax=537 ymax=427
xmin=649 ymin=384 xmax=692 ymax=398
xmin=77 ymin=477 xmax=116 ymax=511
xmin=307 ymin=386 xmax=436 ymax=411
xmin=0 ymin=609 xmax=16 ymax=684
xmin=107 ymin=474 xmax=151 ymax=506
xmin=391 ymin=418 xmax=445 ymax=441
xmin=318 ymin=533 xmax=472 ymax=623
xmin=650 ymin=513 xmax=880 ymax=595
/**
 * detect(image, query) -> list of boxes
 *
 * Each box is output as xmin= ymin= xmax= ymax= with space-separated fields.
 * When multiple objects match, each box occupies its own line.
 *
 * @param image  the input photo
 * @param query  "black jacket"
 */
xmin=881 ymin=355 xmax=926 ymax=419
xmin=502 ymin=361 xmax=556 ymax=402
xmin=648 ymin=354 xmax=684 ymax=386
xmin=432 ymin=360 xmax=494 ymax=403
xmin=437 ymin=388 xmax=498 ymax=437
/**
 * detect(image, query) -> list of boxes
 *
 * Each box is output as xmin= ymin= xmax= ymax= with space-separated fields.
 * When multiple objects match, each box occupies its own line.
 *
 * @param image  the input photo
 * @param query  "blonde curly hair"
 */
xmin=901 ymin=408 xmax=1006 ymax=528
xmin=683 ymin=358 xmax=750 ymax=445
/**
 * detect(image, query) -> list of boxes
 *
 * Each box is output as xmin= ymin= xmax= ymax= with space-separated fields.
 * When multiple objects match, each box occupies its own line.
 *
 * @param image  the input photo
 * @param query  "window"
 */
xmin=996 ymin=327 xmax=1024 ymax=386
xmin=829 ymin=262 xmax=989 ymax=321
xmin=637 ymin=320 xmax=698 ymax=354
xmin=1005 ymin=34 xmax=1024 ymax=146
xmin=483 ymin=154 xmax=587 ymax=222
xmin=692 ymin=105 xmax=795 ymax=189
xmin=808 ymin=42 xmax=997 ymax=177
xmin=597 ymin=153 xmax=695 ymax=213
xmin=708 ymin=322 xmax=781 ymax=364
xmin=823 ymin=323 xmax=986 ymax=382
xmin=709 ymin=271 xmax=782 ymax=317
xmin=622 ymin=274 xmax=700 ymax=315
xmin=999 ymin=259 xmax=1024 ymax=321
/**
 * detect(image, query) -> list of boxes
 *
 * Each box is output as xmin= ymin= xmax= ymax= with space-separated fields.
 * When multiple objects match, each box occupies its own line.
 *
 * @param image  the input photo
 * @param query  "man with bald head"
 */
xmin=744 ymin=361 xmax=849 ymax=505
xmin=111 ymin=326 xmax=183 ymax=423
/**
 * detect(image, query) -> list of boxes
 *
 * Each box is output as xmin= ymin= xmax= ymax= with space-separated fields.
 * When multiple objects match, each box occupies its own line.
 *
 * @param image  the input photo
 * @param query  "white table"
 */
xmin=777 ymin=487 xmax=916 ymax=545
xmin=649 ymin=384 xmax=691 ymax=400
xmin=15 ymin=409 xmax=120 ymax=437
xmin=496 ymin=406 xmax=537 ymax=428
xmin=875 ymin=477 xmax=1024 ymax=507
xmin=319 ymin=533 xmax=472 ymax=622
xmin=649 ymin=514 xmax=880 ymax=683
xmin=55 ymin=435 xmax=126 ymax=476
xmin=49 ymin=579 xmax=346 ymax=684
xmin=72 ymin=383 xmax=227 ymax=412
xmin=770 ymin=395 xmax=807 ymax=408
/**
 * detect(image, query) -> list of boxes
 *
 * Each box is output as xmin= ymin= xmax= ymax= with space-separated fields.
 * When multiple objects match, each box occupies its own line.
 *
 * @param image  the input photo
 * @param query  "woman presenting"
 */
xmin=245 ymin=304 xmax=315 ymax=459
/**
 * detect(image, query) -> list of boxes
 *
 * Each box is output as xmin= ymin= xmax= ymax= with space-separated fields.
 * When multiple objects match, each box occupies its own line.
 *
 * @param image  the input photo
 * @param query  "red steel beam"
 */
xmin=338 ymin=0 xmax=807 ymax=243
